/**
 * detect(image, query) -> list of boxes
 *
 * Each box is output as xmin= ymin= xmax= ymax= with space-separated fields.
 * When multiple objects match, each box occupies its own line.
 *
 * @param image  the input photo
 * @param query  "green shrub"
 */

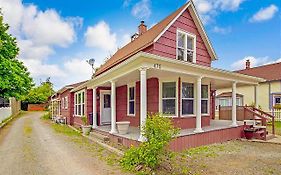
xmin=41 ymin=112 xmax=51 ymax=120
xmin=274 ymin=104 xmax=281 ymax=109
xmin=81 ymin=115 xmax=88 ymax=126
xmin=121 ymin=113 xmax=179 ymax=171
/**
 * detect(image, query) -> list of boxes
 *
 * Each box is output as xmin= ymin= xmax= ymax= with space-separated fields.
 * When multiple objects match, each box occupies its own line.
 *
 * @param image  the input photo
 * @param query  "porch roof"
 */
xmin=86 ymin=52 xmax=265 ymax=89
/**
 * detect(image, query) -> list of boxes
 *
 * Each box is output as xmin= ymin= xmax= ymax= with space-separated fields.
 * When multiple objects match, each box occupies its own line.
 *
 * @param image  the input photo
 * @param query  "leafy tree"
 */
xmin=24 ymin=78 xmax=55 ymax=104
xmin=0 ymin=12 xmax=33 ymax=99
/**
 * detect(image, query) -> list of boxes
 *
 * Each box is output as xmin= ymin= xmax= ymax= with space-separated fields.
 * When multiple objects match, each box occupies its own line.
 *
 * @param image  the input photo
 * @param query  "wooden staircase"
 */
xmin=243 ymin=106 xmax=276 ymax=141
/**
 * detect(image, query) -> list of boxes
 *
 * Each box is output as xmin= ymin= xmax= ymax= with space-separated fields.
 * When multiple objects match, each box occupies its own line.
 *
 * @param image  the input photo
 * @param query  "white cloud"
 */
xmin=250 ymin=4 xmax=279 ymax=23
xmin=84 ymin=21 xmax=117 ymax=52
xmin=131 ymin=0 xmax=151 ymax=19
xmin=18 ymin=40 xmax=54 ymax=60
xmin=212 ymin=26 xmax=232 ymax=34
xmin=193 ymin=0 xmax=245 ymax=24
xmin=231 ymin=56 xmax=281 ymax=70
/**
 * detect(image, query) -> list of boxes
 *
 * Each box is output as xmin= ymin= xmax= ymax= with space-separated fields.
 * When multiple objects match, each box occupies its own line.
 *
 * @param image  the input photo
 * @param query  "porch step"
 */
xmin=266 ymin=134 xmax=276 ymax=141
xmin=89 ymin=130 xmax=110 ymax=142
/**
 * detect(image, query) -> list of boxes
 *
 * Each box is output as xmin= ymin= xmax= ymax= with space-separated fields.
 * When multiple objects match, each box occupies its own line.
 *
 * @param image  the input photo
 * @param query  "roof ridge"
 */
xmin=236 ymin=61 xmax=281 ymax=72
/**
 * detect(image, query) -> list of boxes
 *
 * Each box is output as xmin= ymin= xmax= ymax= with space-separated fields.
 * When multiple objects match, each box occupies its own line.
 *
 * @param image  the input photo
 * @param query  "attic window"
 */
xmin=177 ymin=30 xmax=196 ymax=63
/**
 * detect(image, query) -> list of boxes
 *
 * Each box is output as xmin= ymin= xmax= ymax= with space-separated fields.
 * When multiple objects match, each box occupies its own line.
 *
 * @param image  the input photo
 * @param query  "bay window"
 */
xmin=201 ymin=85 xmax=209 ymax=114
xmin=182 ymin=82 xmax=194 ymax=115
xmin=162 ymin=82 xmax=177 ymax=115
xmin=127 ymin=85 xmax=135 ymax=116
xmin=74 ymin=91 xmax=85 ymax=116
xmin=177 ymin=30 xmax=196 ymax=63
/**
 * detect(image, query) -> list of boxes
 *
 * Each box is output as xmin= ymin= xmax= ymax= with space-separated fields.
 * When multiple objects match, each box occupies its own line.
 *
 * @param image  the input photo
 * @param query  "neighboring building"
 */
xmin=216 ymin=60 xmax=281 ymax=112
xmin=51 ymin=81 xmax=87 ymax=124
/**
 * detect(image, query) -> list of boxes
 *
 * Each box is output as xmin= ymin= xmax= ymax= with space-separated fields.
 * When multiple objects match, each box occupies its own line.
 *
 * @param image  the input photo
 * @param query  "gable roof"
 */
xmin=216 ymin=92 xmax=243 ymax=98
xmin=57 ymin=80 xmax=88 ymax=94
xmin=95 ymin=0 xmax=217 ymax=76
xmin=236 ymin=62 xmax=281 ymax=81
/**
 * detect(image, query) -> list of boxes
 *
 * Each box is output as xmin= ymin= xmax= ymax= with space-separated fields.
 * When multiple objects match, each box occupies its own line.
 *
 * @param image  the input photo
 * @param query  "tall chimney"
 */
xmin=246 ymin=59 xmax=250 ymax=69
xmin=138 ymin=21 xmax=147 ymax=35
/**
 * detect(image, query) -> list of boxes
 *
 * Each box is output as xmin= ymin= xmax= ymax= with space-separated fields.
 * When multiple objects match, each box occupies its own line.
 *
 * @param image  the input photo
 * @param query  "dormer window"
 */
xmin=177 ymin=30 xmax=196 ymax=63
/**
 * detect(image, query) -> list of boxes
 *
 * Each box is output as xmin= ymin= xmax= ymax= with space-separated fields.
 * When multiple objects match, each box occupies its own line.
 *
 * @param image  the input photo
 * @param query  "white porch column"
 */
xmin=138 ymin=67 xmax=147 ymax=141
xmin=110 ymin=81 xmax=117 ymax=134
xmin=194 ymin=76 xmax=204 ymax=133
xmin=92 ymin=87 xmax=97 ymax=129
xmin=231 ymin=81 xmax=238 ymax=126
xmin=254 ymin=84 xmax=259 ymax=108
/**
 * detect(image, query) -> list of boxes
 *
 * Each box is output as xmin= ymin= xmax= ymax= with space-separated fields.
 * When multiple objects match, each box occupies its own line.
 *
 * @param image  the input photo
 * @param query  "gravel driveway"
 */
xmin=0 ymin=112 xmax=125 ymax=175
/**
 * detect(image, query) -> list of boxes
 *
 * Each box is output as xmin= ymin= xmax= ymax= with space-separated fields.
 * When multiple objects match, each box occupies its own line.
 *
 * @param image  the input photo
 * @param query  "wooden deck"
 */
xmin=94 ymin=120 xmax=244 ymax=151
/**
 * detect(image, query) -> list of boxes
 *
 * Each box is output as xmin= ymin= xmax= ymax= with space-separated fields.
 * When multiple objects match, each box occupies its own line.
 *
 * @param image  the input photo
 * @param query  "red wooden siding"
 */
xmin=60 ymin=90 xmax=71 ymax=124
xmin=169 ymin=125 xmax=244 ymax=151
xmin=148 ymin=8 xmax=211 ymax=67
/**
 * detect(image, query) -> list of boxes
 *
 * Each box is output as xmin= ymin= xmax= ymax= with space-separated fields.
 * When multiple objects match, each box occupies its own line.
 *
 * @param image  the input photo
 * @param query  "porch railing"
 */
xmin=244 ymin=106 xmax=275 ymax=136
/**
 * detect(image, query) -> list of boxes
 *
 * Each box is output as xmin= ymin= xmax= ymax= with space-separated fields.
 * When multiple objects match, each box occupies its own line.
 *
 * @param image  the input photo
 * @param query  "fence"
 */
xmin=268 ymin=109 xmax=281 ymax=122
xmin=0 ymin=98 xmax=21 ymax=123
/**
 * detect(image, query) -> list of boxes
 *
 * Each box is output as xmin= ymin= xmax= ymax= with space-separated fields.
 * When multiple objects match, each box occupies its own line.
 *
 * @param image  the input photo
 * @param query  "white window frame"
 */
xmin=201 ymin=84 xmax=209 ymax=115
xmin=273 ymin=95 xmax=281 ymax=106
xmin=159 ymin=79 xmax=178 ymax=117
xmin=181 ymin=82 xmax=195 ymax=117
xmin=74 ymin=90 xmax=85 ymax=116
xmin=61 ymin=97 xmax=64 ymax=109
xmin=127 ymin=83 xmax=136 ymax=116
xmin=176 ymin=29 xmax=196 ymax=63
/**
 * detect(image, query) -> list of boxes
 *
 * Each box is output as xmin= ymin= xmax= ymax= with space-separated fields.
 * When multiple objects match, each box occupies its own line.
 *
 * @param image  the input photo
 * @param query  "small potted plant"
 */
xmin=81 ymin=115 xmax=91 ymax=135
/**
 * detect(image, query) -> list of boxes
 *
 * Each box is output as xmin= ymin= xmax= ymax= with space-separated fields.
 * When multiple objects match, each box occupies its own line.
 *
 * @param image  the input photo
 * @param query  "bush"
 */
xmin=41 ymin=112 xmax=51 ymax=120
xmin=121 ymin=113 xmax=179 ymax=171
xmin=274 ymin=104 xmax=281 ymax=110
xmin=81 ymin=115 xmax=88 ymax=126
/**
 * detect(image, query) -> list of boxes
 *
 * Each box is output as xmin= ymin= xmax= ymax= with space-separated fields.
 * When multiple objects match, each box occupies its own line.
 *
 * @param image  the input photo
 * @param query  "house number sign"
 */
xmin=153 ymin=63 xmax=161 ymax=69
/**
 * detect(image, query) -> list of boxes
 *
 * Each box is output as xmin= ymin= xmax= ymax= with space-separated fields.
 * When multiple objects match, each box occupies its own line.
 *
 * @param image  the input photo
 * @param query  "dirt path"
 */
xmin=0 ymin=112 xmax=126 ymax=175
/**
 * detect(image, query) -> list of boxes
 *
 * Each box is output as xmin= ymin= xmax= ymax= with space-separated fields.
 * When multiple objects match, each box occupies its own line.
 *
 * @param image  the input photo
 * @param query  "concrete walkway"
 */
xmin=0 ymin=112 xmax=125 ymax=175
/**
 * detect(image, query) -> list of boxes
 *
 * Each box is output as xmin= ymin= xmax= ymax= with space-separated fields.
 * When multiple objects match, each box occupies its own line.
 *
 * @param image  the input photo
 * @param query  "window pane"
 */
xmin=162 ymin=82 xmax=176 ymax=98
xmin=201 ymin=100 xmax=208 ymax=114
xmin=187 ymin=36 xmax=193 ymax=50
xmin=182 ymin=99 xmax=193 ymax=115
xmin=104 ymin=94 xmax=111 ymax=108
xmin=186 ymin=50 xmax=193 ymax=62
xmin=275 ymin=97 xmax=281 ymax=104
xmin=82 ymin=104 xmax=85 ymax=115
xmin=129 ymin=101 xmax=134 ymax=114
xmin=201 ymin=85 xmax=208 ymax=98
xmin=78 ymin=104 xmax=81 ymax=115
xmin=177 ymin=48 xmax=184 ymax=61
xmin=82 ymin=92 xmax=85 ymax=103
xmin=182 ymin=83 xmax=193 ymax=98
xmin=177 ymin=32 xmax=185 ymax=48
xmin=129 ymin=87 xmax=134 ymax=100
xmin=78 ymin=94 xmax=81 ymax=104
xmin=163 ymin=99 xmax=176 ymax=114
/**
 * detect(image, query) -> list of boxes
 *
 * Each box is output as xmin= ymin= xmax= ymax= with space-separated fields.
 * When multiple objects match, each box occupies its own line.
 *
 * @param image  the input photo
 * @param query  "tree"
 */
xmin=0 ymin=12 xmax=33 ymax=99
xmin=24 ymin=78 xmax=55 ymax=104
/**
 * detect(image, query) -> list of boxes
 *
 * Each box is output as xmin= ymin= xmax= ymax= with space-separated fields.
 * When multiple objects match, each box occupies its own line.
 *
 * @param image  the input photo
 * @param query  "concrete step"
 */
xmin=89 ymin=131 xmax=110 ymax=142
xmin=266 ymin=134 xmax=276 ymax=141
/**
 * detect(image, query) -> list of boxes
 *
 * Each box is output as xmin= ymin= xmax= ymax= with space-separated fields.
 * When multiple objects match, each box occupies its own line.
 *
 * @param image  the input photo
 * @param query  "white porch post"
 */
xmin=92 ymin=87 xmax=97 ymax=129
xmin=138 ymin=67 xmax=147 ymax=141
xmin=231 ymin=81 xmax=238 ymax=126
xmin=194 ymin=76 xmax=204 ymax=133
xmin=254 ymin=84 xmax=259 ymax=108
xmin=110 ymin=81 xmax=117 ymax=134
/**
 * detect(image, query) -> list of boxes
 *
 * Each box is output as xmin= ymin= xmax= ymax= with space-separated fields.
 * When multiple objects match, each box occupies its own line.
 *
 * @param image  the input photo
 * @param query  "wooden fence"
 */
xmin=267 ymin=109 xmax=281 ymax=122
xmin=0 ymin=98 xmax=21 ymax=123
xmin=218 ymin=106 xmax=254 ymax=121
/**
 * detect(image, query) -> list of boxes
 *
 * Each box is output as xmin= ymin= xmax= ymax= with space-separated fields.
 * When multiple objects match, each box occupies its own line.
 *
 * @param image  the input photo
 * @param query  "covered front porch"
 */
xmin=87 ymin=52 xmax=264 ymax=143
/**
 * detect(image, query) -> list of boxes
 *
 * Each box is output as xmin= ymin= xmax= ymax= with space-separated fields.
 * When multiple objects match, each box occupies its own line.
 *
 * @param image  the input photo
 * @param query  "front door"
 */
xmin=100 ymin=92 xmax=111 ymax=125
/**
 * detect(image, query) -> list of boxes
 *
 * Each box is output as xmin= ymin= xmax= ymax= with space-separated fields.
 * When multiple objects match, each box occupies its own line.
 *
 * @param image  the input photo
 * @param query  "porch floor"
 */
xmin=96 ymin=120 xmax=244 ymax=141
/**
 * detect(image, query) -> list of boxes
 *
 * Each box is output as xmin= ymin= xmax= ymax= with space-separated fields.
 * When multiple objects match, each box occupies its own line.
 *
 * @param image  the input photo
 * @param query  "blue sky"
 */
xmin=0 ymin=0 xmax=280 ymax=90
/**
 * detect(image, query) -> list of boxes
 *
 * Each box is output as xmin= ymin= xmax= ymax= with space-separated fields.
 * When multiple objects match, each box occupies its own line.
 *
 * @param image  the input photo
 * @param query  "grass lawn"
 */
xmin=267 ymin=121 xmax=281 ymax=135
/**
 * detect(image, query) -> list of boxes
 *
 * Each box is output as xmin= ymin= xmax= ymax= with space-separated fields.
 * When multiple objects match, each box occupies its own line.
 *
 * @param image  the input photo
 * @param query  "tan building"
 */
xmin=216 ymin=60 xmax=281 ymax=114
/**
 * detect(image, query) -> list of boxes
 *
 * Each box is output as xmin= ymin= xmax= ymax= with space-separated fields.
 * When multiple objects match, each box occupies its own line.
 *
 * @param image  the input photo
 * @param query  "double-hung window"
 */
xmin=74 ymin=91 xmax=85 ymax=116
xmin=127 ymin=85 xmax=135 ymax=116
xmin=182 ymin=83 xmax=194 ymax=115
xmin=162 ymin=82 xmax=177 ymax=115
xmin=65 ymin=96 xmax=68 ymax=109
xmin=275 ymin=96 xmax=281 ymax=105
xmin=177 ymin=30 xmax=196 ymax=63
xmin=201 ymin=85 xmax=209 ymax=114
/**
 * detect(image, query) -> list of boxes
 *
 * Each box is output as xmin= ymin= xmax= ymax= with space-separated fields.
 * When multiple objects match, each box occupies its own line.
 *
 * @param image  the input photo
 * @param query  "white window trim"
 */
xmin=74 ymin=90 xmax=85 ymax=117
xmin=273 ymin=95 xmax=281 ymax=106
xmin=176 ymin=29 xmax=197 ymax=63
xmin=181 ymin=82 xmax=195 ymax=117
xmin=159 ymin=78 xmax=178 ymax=117
xmin=201 ymin=84 xmax=209 ymax=116
xmin=62 ymin=97 xmax=64 ymax=109
xmin=127 ymin=83 xmax=136 ymax=116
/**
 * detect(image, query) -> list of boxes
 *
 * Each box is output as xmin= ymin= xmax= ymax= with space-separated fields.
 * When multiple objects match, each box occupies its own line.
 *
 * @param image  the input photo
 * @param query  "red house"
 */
xmin=65 ymin=1 xmax=266 ymax=150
